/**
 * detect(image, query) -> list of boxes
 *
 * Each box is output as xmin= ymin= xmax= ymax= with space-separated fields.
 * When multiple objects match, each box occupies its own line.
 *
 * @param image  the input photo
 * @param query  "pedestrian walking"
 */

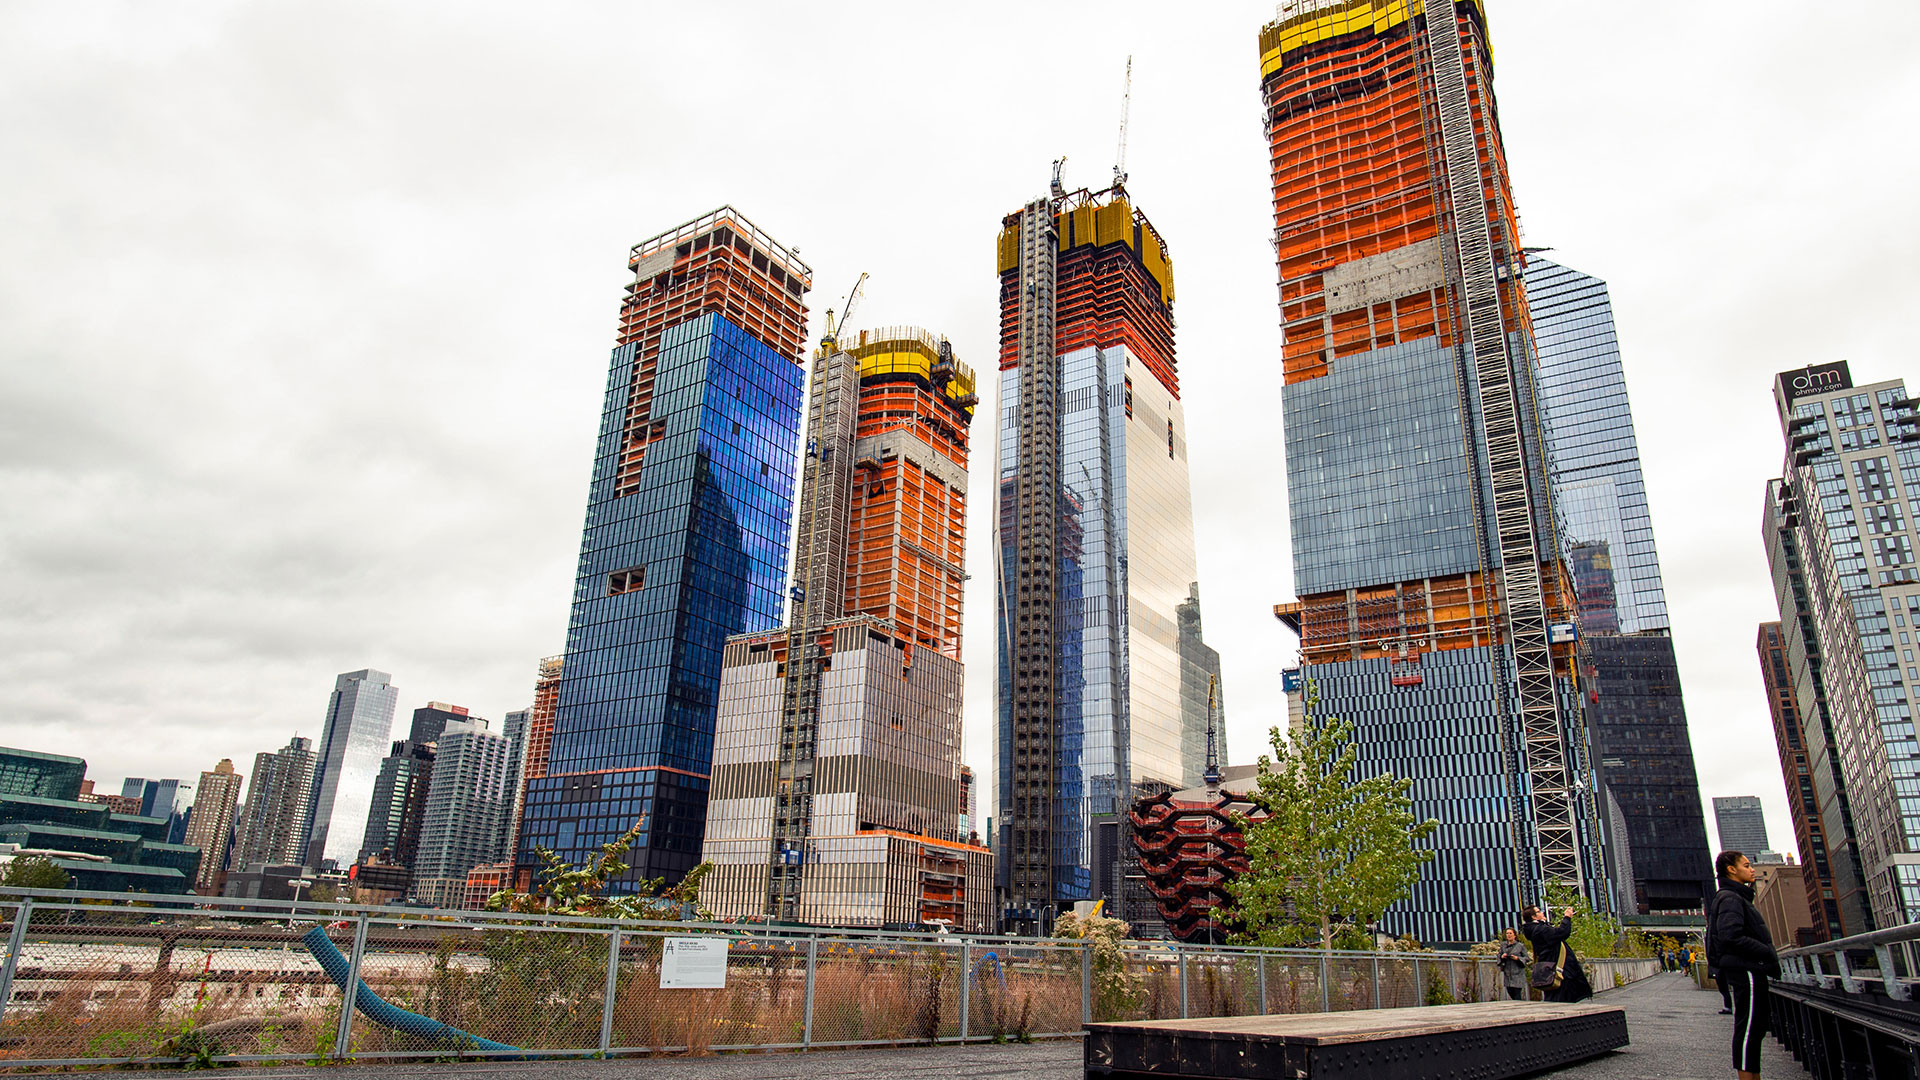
xmin=1521 ymin=904 xmax=1593 ymax=1003
xmin=1710 ymin=850 xmax=1781 ymax=1080
xmin=1497 ymin=927 xmax=1530 ymax=1000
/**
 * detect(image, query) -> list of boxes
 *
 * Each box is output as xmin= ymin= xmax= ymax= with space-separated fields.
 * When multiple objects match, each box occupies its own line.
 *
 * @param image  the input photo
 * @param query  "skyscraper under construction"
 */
xmin=516 ymin=207 xmax=810 ymax=888
xmin=700 ymin=327 xmax=992 ymax=931
xmin=995 ymin=177 xmax=1223 ymax=933
xmin=1262 ymin=0 xmax=1610 ymax=943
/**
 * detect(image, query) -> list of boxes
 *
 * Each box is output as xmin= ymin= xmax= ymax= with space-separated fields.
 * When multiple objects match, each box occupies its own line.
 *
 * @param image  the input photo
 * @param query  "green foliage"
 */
xmin=1226 ymin=683 xmax=1438 ymax=950
xmin=1424 ymin=968 xmax=1457 ymax=1006
xmin=1055 ymin=911 xmax=1145 ymax=1019
xmin=1543 ymin=880 xmax=1624 ymax=959
xmin=1 ymin=853 xmax=72 ymax=890
xmin=484 ymin=818 xmax=712 ymax=920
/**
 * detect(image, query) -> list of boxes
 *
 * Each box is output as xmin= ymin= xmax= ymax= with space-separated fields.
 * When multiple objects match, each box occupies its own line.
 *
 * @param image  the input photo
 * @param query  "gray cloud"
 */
xmin=4 ymin=1 xmax=1915 ymax=853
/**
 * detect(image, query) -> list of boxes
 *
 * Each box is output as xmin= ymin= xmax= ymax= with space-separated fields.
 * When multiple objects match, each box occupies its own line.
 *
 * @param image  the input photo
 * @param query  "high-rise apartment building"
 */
xmin=1528 ymin=257 xmax=1712 ymax=913
xmin=507 ymin=656 xmax=561 ymax=888
xmin=1758 ymin=620 xmax=1844 ymax=939
xmin=306 ymin=669 xmax=399 ymax=868
xmin=233 ymin=736 xmax=318 ymax=870
xmin=1713 ymin=796 xmax=1770 ymax=856
xmin=359 ymin=739 xmax=434 ymax=867
xmin=406 ymin=701 xmax=468 ymax=746
xmin=1261 ymin=1 xmax=1609 ymax=943
xmin=1762 ymin=361 xmax=1920 ymax=929
xmin=994 ymin=179 xmax=1223 ymax=933
xmin=701 ymin=327 xmax=992 ymax=932
xmin=181 ymin=759 xmax=244 ymax=895
xmin=498 ymin=708 xmax=528 ymax=864
xmin=516 ymin=207 xmax=810 ymax=889
xmin=411 ymin=717 xmax=516 ymax=907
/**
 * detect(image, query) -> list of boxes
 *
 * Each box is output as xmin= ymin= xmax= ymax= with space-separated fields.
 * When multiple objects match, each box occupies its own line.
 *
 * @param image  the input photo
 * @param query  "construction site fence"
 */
xmin=0 ymin=888 xmax=1658 ymax=1068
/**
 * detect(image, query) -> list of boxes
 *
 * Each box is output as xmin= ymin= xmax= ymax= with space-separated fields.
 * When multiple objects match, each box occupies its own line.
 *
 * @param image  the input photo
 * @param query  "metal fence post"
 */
xmin=1082 ymin=942 xmax=1093 ymax=1024
xmin=333 ymin=915 xmax=369 ymax=1060
xmin=1413 ymin=958 xmax=1424 ymax=1006
xmin=1838 ymin=948 xmax=1861 ymax=994
xmin=1319 ymin=952 xmax=1330 ymax=1012
xmin=1876 ymin=945 xmax=1910 ymax=1001
xmin=959 ymin=942 xmax=972 ymax=1041
xmin=0 ymin=899 xmax=31 ymax=1017
xmin=1177 ymin=944 xmax=1189 ymax=1019
xmin=1372 ymin=956 xmax=1382 ymax=1008
xmin=803 ymin=936 xmax=818 ymax=1047
xmin=1257 ymin=953 xmax=1269 ymax=1014
xmin=599 ymin=928 xmax=623 ymax=1053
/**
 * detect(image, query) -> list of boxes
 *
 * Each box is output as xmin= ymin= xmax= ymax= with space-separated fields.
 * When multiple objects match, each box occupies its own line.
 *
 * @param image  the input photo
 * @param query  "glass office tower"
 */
xmin=1262 ymin=1 xmax=1609 ymax=944
xmin=1529 ymin=257 xmax=1713 ymax=913
xmin=305 ymin=669 xmax=399 ymax=869
xmin=995 ymin=186 xmax=1222 ymax=932
xmin=516 ymin=207 xmax=809 ymax=888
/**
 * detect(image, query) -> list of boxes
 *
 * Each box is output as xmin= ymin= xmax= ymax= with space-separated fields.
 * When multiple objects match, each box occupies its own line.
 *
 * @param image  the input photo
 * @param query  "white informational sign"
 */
xmin=659 ymin=936 xmax=729 ymax=989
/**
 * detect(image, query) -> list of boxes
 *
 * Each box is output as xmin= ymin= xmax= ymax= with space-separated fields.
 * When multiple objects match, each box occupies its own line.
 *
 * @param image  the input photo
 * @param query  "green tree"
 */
xmin=1226 ymin=682 xmax=1438 ymax=950
xmin=485 ymin=819 xmax=712 ymax=920
xmin=1 ymin=854 xmax=72 ymax=890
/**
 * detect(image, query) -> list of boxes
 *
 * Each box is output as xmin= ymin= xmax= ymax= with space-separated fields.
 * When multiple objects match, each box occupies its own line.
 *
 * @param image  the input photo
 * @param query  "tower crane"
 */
xmin=820 ymin=271 xmax=868 ymax=354
xmin=1113 ymin=56 xmax=1132 ymax=193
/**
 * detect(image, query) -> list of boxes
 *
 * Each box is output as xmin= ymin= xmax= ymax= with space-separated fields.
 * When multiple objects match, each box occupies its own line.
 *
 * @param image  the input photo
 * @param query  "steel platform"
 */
xmin=1084 ymin=1000 xmax=1627 ymax=1080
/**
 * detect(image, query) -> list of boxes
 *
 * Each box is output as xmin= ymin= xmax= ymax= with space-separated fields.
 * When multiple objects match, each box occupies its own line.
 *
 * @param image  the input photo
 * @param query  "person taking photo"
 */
xmin=1521 ymin=903 xmax=1593 ymax=1003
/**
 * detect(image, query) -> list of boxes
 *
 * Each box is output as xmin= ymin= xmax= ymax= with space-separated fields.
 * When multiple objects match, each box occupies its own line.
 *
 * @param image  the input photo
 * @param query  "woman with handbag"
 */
xmin=1497 ymin=928 xmax=1531 ymax=1000
xmin=1522 ymin=904 xmax=1594 ymax=1003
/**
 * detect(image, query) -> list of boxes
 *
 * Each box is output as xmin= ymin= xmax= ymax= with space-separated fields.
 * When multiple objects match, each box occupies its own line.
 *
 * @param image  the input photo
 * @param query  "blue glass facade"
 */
xmin=1529 ymin=259 xmax=1670 ymax=634
xmin=1529 ymin=257 xmax=1711 ymax=914
xmin=996 ymin=343 xmax=1208 ymax=905
xmin=1283 ymin=337 xmax=1485 ymax=595
xmin=520 ymin=313 xmax=803 ymax=886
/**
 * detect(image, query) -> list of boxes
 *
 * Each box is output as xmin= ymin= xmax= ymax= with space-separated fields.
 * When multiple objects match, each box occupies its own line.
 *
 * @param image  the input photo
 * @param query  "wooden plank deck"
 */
xmin=1085 ymin=1000 xmax=1628 ymax=1080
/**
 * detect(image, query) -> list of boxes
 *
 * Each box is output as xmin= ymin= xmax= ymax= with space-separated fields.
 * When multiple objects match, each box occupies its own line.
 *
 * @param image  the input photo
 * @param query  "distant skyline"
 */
xmin=7 ymin=2 xmax=1920 ymax=853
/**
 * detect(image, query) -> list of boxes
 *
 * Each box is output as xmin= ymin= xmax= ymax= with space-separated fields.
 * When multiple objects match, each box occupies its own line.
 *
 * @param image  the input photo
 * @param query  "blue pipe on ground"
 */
xmin=301 ymin=925 xmax=530 ymax=1058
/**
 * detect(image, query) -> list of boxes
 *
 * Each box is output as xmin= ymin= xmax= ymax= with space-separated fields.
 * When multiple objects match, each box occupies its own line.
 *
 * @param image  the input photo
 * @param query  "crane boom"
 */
xmin=1113 ymin=56 xmax=1132 ymax=191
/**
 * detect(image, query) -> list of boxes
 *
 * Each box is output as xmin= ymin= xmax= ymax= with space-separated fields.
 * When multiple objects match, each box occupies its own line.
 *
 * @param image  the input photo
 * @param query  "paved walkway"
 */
xmin=19 ymin=971 xmax=1803 ymax=1079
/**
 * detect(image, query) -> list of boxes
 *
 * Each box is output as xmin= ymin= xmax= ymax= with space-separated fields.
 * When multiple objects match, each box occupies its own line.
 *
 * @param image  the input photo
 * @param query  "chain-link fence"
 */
xmin=0 ymin=888 xmax=1653 ymax=1067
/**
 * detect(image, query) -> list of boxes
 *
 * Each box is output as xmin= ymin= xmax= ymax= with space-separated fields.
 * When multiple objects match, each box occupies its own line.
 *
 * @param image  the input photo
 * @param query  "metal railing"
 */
xmin=0 ymin=888 xmax=1652 ymax=1068
xmin=1772 ymin=922 xmax=1920 ymax=1079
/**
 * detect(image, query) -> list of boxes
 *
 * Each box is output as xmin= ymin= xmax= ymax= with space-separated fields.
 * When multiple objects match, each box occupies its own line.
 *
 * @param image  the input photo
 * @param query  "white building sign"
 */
xmin=659 ymin=936 xmax=728 ymax=989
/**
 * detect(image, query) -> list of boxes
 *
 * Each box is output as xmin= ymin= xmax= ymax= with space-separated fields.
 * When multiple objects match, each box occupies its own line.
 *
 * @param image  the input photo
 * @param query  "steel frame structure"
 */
xmin=1418 ymin=5 xmax=1582 ymax=893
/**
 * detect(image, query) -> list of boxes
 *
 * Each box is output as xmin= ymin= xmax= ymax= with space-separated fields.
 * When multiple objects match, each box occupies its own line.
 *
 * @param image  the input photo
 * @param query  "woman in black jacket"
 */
xmin=1711 ymin=850 xmax=1781 ymax=1080
xmin=1522 ymin=904 xmax=1593 ymax=1003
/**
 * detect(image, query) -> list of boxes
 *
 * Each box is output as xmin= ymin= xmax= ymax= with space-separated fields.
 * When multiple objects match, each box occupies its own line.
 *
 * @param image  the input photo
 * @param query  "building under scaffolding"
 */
xmin=1261 ymin=0 xmax=1611 ymax=944
xmin=995 ymin=182 xmax=1225 ymax=935
xmin=699 ymin=328 xmax=993 ymax=933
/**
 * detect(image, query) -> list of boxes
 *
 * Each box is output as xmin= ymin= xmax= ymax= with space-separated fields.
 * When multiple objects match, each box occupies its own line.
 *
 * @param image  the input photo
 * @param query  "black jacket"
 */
xmin=1522 ymin=916 xmax=1593 ymax=1002
xmin=1709 ymin=879 xmax=1781 ymax=978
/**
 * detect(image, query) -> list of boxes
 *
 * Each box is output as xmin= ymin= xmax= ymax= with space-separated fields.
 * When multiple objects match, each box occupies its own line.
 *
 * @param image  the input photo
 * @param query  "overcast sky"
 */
xmin=6 ymin=2 xmax=1919 ymax=855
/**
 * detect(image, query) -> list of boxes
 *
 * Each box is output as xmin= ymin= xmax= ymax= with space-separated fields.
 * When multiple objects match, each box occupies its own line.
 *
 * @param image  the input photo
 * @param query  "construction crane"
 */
xmin=1051 ymin=156 xmax=1068 ymax=202
xmin=1203 ymin=673 xmax=1222 ymax=792
xmin=820 ymin=271 xmax=868 ymax=353
xmin=1112 ymin=56 xmax=1132 ymax=193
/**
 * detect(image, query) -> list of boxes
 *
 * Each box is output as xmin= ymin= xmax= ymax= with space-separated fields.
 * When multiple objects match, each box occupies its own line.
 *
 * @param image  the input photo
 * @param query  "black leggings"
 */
xmin=1729 ymin=969 xmax=1770 ymax=1073
xmin=1505 ymin=986 xmax=1525 ymax=1000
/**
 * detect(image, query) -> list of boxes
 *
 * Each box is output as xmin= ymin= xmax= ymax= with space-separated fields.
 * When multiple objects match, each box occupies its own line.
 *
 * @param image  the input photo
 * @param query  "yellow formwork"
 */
xmin=1257 ymin=0 xmax=1487 ymax=78
xmin=994 ymin=194 xmax=1174 ymax=306
xmin=847 ymin=327 xmax=977 ymax=416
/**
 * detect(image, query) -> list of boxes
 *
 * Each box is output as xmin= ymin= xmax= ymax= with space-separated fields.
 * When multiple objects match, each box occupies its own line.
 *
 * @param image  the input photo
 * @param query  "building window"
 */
xmin=608 ymin=566 xmax=646 ymax=596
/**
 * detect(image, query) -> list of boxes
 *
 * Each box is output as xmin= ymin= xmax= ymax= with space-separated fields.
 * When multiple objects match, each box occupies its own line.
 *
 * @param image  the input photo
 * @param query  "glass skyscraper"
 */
xmin=1262 ymin=1 xmax=1610 ymax=944
xmin=516 ymin=207 xmax=809 ymax=888
xmin=305 ymin=669 xmax=399 ymax=869
xmin=1528 ymin=257 xmax=1713 ymax=914
xmin=994 ymin=186 xmax=1222 ymax=932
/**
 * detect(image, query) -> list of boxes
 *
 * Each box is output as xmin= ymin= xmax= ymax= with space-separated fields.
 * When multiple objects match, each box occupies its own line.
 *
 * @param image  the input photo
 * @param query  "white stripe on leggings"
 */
xmin=1738 ymin=969 xmax=1758 ymax=1072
